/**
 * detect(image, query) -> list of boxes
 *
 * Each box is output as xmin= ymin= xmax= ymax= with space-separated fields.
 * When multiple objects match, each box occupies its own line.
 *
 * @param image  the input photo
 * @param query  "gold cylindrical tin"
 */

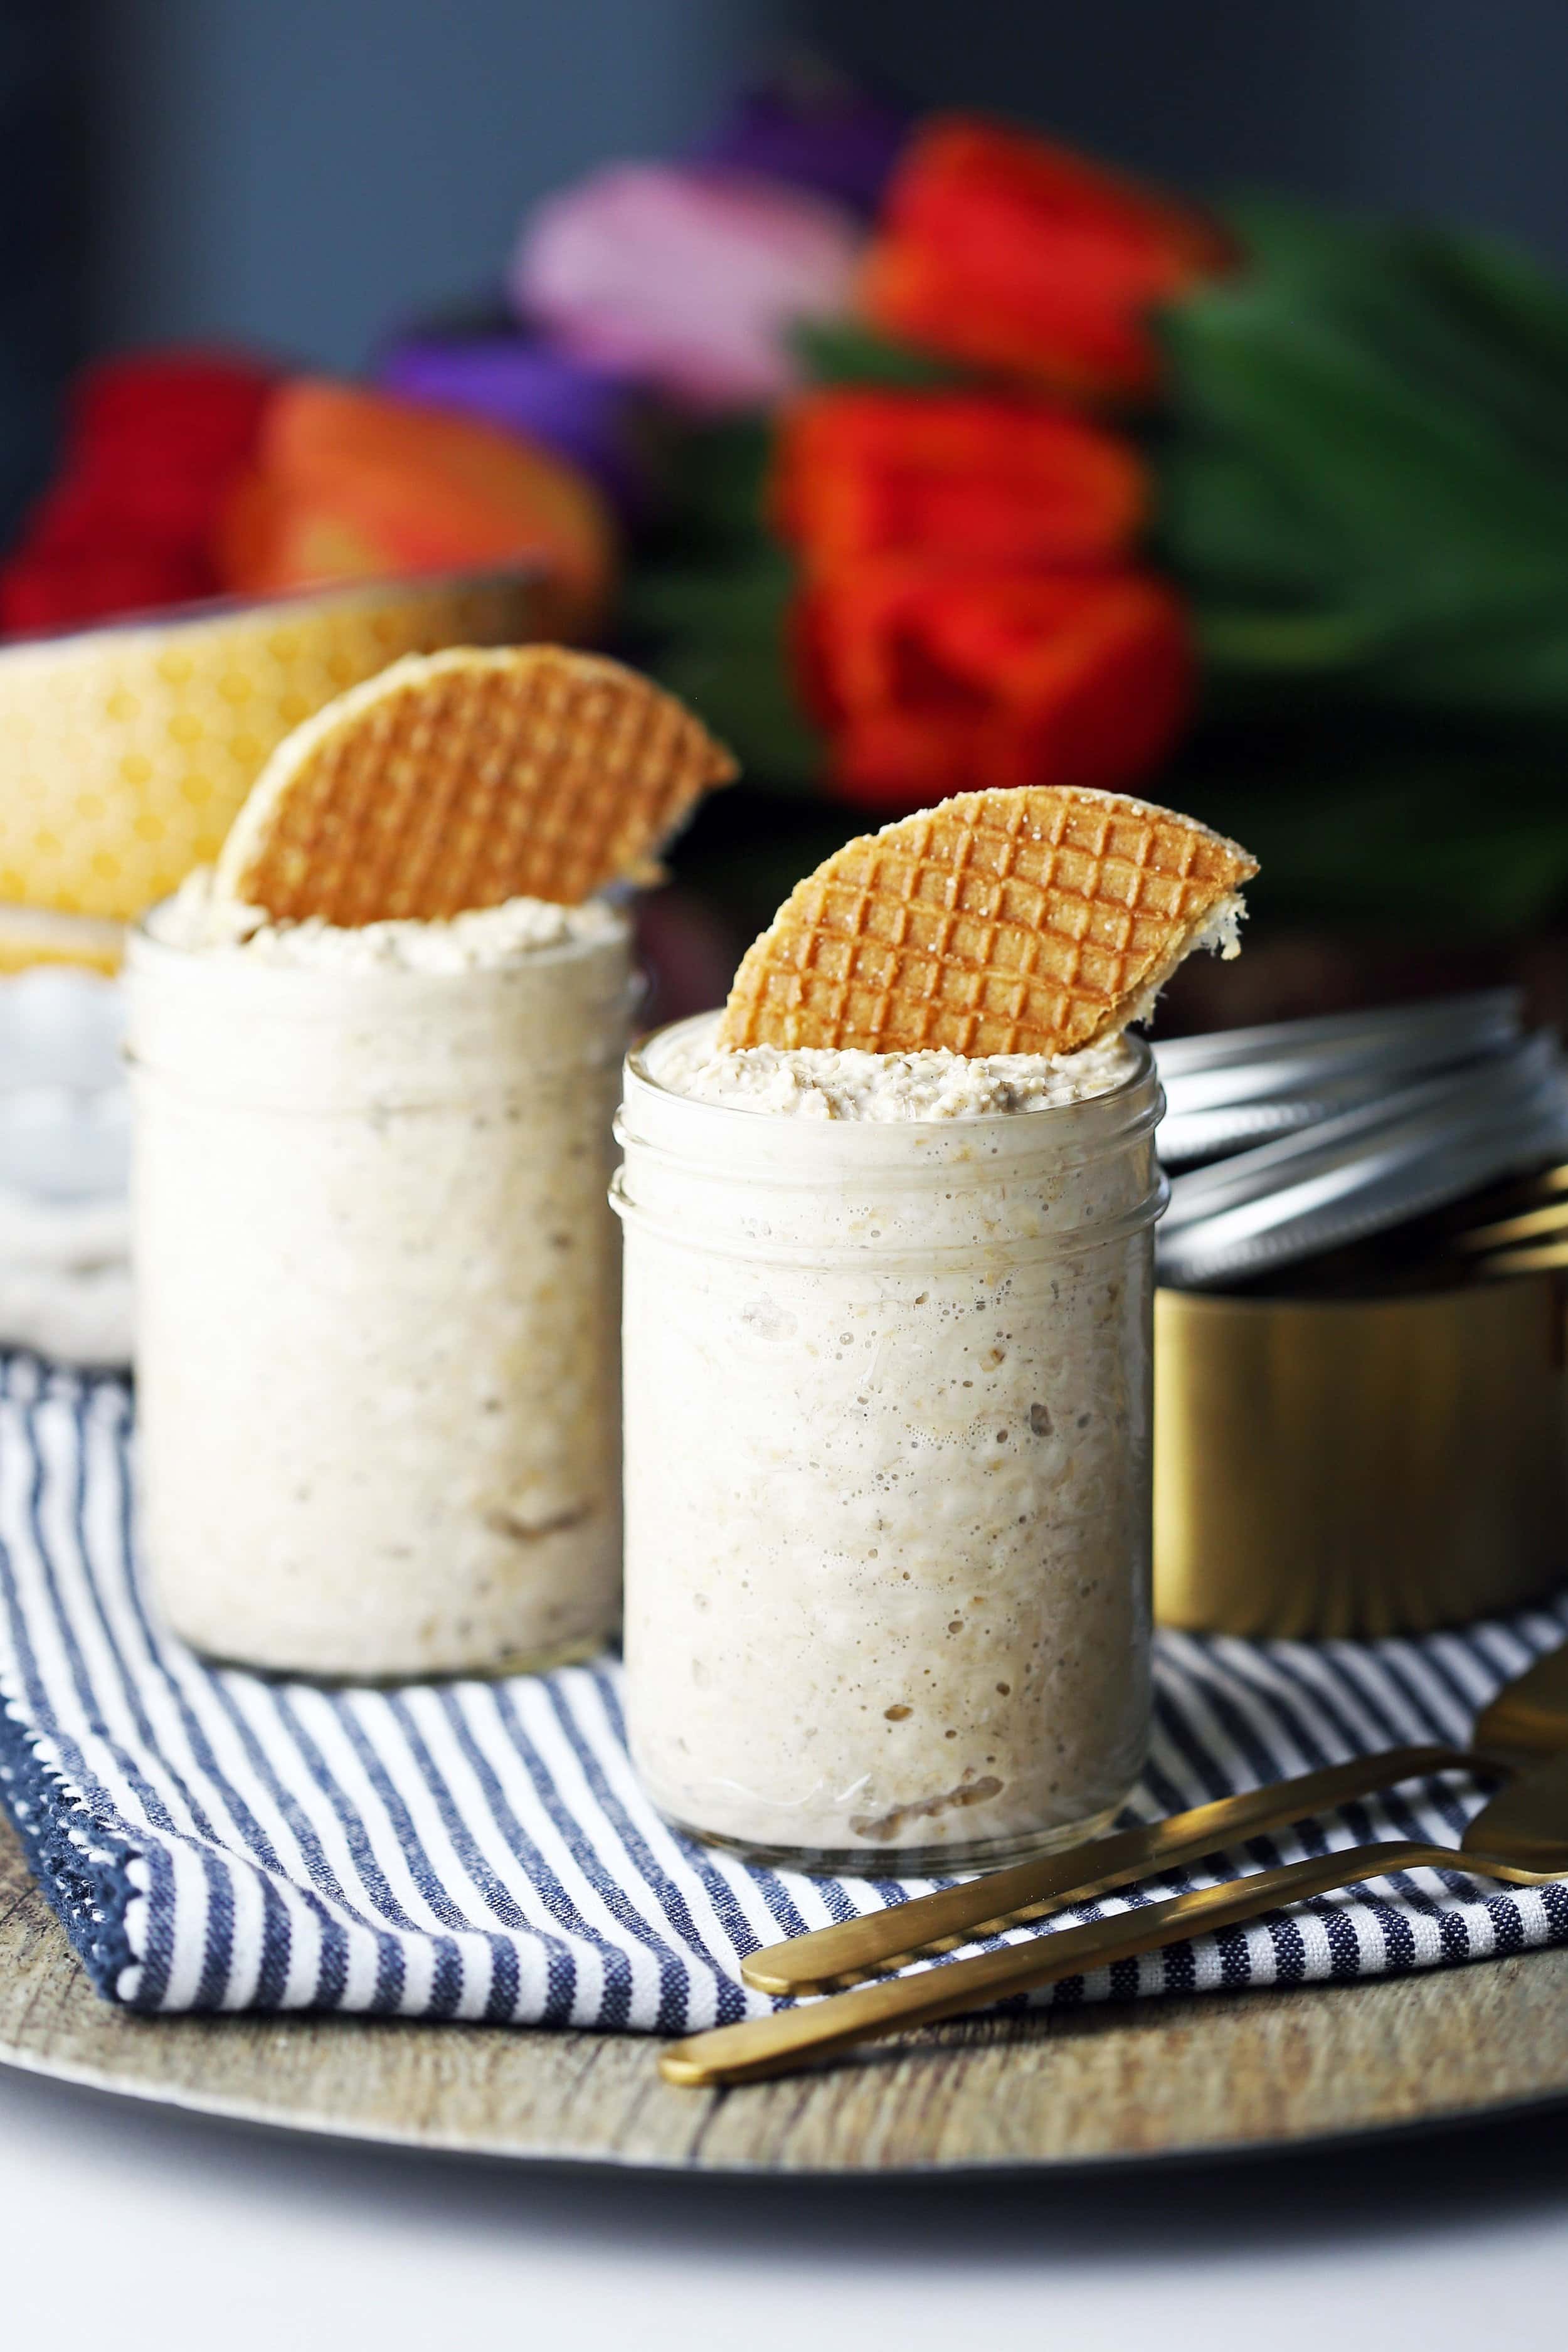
xmin=1153 ymin=1276 xmax=1568 ymax=1638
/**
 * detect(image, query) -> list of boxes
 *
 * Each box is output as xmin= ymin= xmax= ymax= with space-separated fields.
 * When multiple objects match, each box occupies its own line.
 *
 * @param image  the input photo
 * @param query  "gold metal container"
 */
xmin=1153 ymin=1275 xmax=1568 ymax=1638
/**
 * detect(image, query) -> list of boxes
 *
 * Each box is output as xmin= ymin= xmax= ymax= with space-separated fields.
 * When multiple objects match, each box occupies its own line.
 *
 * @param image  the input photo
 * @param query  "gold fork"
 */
xmin=741 ymin=1637 xmax=1568 ymax=1998
xmin=663 ymin=1744 xmax=1568 ymax=2088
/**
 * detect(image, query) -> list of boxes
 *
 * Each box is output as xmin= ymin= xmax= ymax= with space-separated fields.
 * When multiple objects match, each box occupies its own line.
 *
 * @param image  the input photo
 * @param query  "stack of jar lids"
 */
xmin=1153 ymin=991 xmax=1568 ymax=1290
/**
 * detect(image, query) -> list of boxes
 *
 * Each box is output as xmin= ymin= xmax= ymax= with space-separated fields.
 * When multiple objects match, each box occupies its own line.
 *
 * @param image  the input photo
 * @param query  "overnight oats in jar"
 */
xmin=615 ymin=1020 xmax=1164 ymax=1870
xmin=130 ymin=878 xmax=633 ymax=1678
xmin=127 ymin=645 xmax=735 ymax=1679
xmin=613 ymin=783 xmax=1255 ymax=1872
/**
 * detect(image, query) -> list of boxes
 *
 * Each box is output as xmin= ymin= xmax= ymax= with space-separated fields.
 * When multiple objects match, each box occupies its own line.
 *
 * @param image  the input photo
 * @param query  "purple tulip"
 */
xmin=374 ymin=331 xmax=656 ymax=521
xmin=511 ymin=163 xmax=864 ymax=413
xmin=694 ymin=73 xmax=910 ymax=217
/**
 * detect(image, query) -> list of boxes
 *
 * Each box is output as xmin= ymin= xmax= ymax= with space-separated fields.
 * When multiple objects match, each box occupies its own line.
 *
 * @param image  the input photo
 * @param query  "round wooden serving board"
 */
xmin=3 ymin=1817 xmax=1567 ymax=2173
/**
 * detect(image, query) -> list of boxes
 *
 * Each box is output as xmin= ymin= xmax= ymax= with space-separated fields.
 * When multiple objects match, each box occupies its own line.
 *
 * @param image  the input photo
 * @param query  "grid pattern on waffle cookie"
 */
xmin=721 ymin=788 xmax=1252 ymax=1056
xmin=230 ymin=650 xmax=736 ymax=924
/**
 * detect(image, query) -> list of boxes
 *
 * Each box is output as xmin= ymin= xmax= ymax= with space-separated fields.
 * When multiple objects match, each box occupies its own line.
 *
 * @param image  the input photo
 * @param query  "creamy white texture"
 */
xmin=615 ymin=1014 xmax=1160 ymax=1868
xmin=659 ymin=1028 xmax=1134 ymax=1121
xmin=157 ymin=866 xmax=622 ymax=971
xmin=129 ymin=898 xmax=630 ymax=1679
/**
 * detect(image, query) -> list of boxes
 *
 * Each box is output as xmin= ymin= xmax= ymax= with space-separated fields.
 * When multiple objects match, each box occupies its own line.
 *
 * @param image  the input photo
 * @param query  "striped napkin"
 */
xmin=2 ymin=1353 xmax=1565 ymax=2030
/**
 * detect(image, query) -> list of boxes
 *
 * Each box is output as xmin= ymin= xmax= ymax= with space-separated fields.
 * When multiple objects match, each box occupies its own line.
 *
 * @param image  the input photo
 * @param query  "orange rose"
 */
xmin=861 ymin=117 xmax=1230 ymax=401
xmin=795 ymin=559 xmax=1192 ymax=809
xmin=216 ymin=381 xmax=617 ymax=638
xmin=773 ymin=386 xmax=1145 ymax=574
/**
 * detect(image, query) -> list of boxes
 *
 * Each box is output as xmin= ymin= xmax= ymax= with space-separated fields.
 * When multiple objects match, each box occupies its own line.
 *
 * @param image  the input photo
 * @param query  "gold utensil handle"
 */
xmin=743 ymin=1743 xmax=1469 ymax=1994
xmin=664 ymin=1838 xmax=1555 ymax=2089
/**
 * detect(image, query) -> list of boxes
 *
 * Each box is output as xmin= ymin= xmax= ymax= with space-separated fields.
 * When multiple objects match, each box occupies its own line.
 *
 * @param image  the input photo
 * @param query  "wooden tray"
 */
xmin=3 ymin=1817 xmax=1565 ymax=2173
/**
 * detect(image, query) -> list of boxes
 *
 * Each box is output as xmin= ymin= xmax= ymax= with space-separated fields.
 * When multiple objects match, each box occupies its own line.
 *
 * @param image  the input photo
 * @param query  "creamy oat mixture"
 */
xmin=158 ymin=865 xmax=623 ymax=970
xmin=615 ymin=1014 xmax=1160 ymax=1868
xmin=656 ymin=1033 xmax=1134 ymax=1121
xmin=130 ymin=877 xmax=631 ymax=1678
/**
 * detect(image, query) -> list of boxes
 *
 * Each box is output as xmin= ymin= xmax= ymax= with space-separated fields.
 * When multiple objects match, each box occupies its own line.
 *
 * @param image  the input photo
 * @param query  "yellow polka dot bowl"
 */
xmin=0 ymin=566 xmax=545 ymax=970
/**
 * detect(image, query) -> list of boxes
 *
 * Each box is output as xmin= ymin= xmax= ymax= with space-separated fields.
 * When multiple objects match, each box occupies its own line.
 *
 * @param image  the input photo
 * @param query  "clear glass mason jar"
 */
xmin=612 ymin=1014 xmax=1166 ymax=1874
xmin=127 ymin=911 xmax=632 ymax=1680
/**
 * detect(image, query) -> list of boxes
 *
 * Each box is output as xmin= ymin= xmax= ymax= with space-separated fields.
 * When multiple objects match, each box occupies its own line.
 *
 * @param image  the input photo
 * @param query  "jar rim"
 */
xmin=626 ymin=1009 xmax=1160 ymax=1137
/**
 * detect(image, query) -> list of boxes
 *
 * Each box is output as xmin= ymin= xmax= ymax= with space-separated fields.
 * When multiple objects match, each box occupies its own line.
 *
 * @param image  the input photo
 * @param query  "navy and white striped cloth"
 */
xmin=2 ymin=1353 xmax=1566 ymax=2030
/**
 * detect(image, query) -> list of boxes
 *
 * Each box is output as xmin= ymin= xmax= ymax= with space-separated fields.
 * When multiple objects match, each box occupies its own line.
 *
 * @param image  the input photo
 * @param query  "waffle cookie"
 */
xmin=213 ymin=645 xmax=738 ymax=923
xmin=718 ymin=785 xmax=1257 ymax=1058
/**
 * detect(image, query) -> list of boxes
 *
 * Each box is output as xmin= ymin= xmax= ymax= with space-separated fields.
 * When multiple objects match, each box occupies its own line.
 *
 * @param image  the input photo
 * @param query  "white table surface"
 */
xmin=1 ymin=2057 xmax=1564 ymax=2350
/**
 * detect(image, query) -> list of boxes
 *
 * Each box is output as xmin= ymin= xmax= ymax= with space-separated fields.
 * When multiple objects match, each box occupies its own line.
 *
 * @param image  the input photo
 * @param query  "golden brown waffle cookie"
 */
xmin=718 ymin=786 xmax=1256 ymax=1057
xmin=213 ymin=645 xmax=738 ymax=923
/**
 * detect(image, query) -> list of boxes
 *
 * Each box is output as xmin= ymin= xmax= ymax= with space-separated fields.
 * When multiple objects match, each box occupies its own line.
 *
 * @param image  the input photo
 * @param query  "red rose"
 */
xmin=861 ymin=117 xmax=1230 ymax=401
xmin=795 ymin=558 xmax=1193 ymax=809
xmin=69 ymin=352 xmax=278 ymax=472
xmin=0 ymin=546 xmax=211 ymax=637
xmin=773 ymin=386 xmax=1145 ymax=573
xmin=0 ymin=349 xmax=277 ymax=635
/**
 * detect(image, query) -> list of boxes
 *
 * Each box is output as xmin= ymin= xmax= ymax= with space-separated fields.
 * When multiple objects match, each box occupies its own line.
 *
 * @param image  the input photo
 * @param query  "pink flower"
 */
xmin=511 ymin=163 xmax=862 ymax=411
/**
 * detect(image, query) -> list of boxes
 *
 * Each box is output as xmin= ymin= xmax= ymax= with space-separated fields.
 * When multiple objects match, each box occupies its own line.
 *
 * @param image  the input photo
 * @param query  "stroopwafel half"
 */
xmin=213 ymin=644 xmax=737 ymax=923
xmin=718 ymin=785 xmax=1256 ymax=1058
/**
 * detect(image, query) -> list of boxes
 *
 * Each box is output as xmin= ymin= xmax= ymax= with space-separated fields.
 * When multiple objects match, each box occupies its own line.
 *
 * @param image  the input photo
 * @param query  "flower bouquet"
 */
xmin=600 ymin=95 xmax=1568 ymax=970
xmin=14 ymin=70 xmax=1568 ymax=1000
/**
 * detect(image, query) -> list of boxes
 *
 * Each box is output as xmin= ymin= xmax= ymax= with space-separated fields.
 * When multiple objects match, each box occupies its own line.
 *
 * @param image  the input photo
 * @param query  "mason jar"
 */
xmin=612 ymin=1013 xmax=1165 ymax=1874
xmin=127 ymin=908 xmax=631 ymax=1679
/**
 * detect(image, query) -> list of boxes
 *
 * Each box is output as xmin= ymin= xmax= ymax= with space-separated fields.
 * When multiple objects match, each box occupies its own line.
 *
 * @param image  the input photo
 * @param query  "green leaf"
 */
xmin=647 ymin=419 xmax=775 ymax=559
xmin=620 ymin=553 xmax=822 ymax=788
xmin=1156 ymin=198 xmax=1568 ymax=721
xmin=790 ymin=317 xmax=978 ymax=389
xmin=1153 ymin=436 xmax=1360 ymax=608
xmin=1177 ymin=718 xmax=1568 ymax=935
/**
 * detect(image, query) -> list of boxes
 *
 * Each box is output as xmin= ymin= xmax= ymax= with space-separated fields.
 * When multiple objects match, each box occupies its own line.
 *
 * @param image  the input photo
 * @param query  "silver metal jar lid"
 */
xmin=1153 ymin=990 xmax=1523 ymax=1167
xmin=1157 ymin=1029 xmax=1568 ymax=1290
